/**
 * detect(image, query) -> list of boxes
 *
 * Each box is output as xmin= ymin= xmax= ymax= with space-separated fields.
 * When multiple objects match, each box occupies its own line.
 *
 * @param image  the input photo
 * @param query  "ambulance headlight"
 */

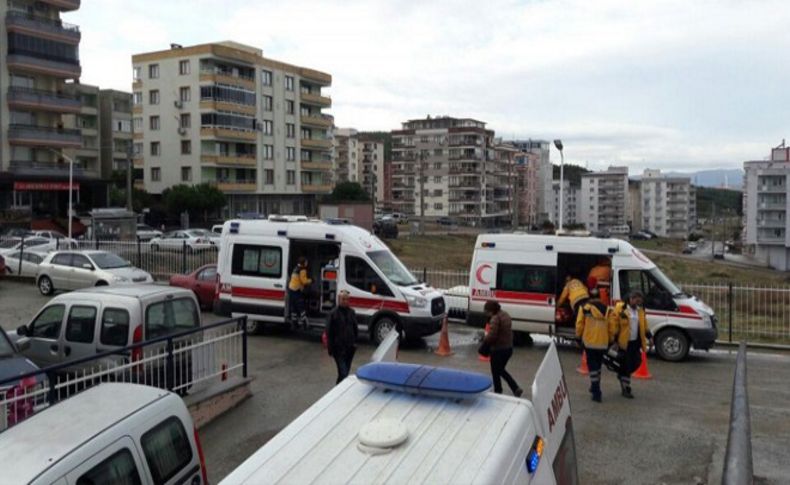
xmin=406 ymin=295 xmax=428 ymax=308
xmin=703 ymin=314 xmax=713 ymax=327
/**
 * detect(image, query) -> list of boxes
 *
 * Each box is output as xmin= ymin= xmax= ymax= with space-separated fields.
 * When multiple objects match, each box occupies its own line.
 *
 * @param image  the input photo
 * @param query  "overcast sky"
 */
xmin=68 ymin=0 xmax=790 ymax=172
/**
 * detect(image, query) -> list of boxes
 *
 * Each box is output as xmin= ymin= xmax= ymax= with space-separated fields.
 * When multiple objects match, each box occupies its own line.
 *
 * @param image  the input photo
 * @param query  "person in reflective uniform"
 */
xmin=558 ymin=274 xmax=590 ymax=316
xmin=288 ymin=256 xmax=312 ymax=328
xmin=576 ymin=288 xmax=610 ymax=402
xmin=608 ymin=290 xmax=651 ymax=398
xmin=588 ymin=258 xmax=612 ymax=305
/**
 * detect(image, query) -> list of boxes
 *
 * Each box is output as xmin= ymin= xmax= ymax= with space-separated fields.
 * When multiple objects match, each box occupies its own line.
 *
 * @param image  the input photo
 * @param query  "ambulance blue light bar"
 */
xmin=526 ymin=436 xmax=545 ymax=473
xmin=356 ymin=362 xmax=491 ymax=398
xmin=229 ymin=222 xmax=240 ymax=234
xmin=481 ymin=242 xmax=496 ymax=248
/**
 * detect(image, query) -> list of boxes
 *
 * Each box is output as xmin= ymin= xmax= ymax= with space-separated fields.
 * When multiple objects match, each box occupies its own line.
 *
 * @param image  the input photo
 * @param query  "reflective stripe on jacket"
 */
xmin=608 ymin=301 xmax=649 ymax=351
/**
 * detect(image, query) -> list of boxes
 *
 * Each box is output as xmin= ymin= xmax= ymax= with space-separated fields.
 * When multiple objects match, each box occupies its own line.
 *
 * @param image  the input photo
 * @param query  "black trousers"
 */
xmin=586 ymin=348 xmax=605 ymax=395
xmin=333 ymin=347 xmax=356 ymax=384
xmin=490 ymin=348 xmax=520 ymax=394
xmin=618 ymin=340 xmax=642 ymax=383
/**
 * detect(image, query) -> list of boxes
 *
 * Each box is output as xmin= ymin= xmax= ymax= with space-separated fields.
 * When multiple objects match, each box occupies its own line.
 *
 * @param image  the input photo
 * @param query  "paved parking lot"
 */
xmin=2 ymin=279 xmax=789 ymax=484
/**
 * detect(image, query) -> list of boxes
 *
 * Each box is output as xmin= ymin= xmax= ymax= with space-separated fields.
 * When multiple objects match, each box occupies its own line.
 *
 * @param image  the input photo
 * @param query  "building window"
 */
xmin=181 ymin=166 xmax=192 ymax=181
xmin=149 ymin=90 xmax=159 ymax=105
xmin=180 ymin=113 xmax=191 ymax=129
xmin=286 ymin=123 xmax=295 ymax=138
xmin=286 ymin=170 xmax=296 ymax=185
xmin=301 ymin=149 xmax=310 ymax=161
xmin=433 ymin=162 xmax=442 ymax=169
xmin=133 ymin=92 xmax=142 ymax=105
xmin=133 ymin=67 xmax=141 ymax=82
xmin=262 ymin=120 xmax=273 ymax=135
xmin=150 ymin=142 xmax=160 ymax=156
xmin=434 ymin=203 xmax=443 ymax=210
xmin=151 ymin=167 xmax=161 ymax=181
xmin=263 ymin=145 xmax=274 ymax=160
xmin=286 ymin=147 xmax=295 ymax=161
xmin=181 ymin=140 xmax=191 ymax=155
xmin=133 ymin=143 xmax=143 ymax=156
xmin=133 ymin=117 xmax=142 ymax=131
xmin=179 ymin=60 xmax=190 ymax=75
xmin=263 ymin=95 xmax=273 ymax=111
xmin=261 ymin=70 xmax=272 ymax=86
xmin=433 ymin=176 xmax=442 ymax=183
xmin=179 ymin=86 xmax=190 ymax=103
xmin=285 ymin=75 xmax=294 ymax=91
xmin=264 ymin=169 xmax=274 ymax=184
xmin=286 ymin=100 xmax=294 ymax=114
xmin=148 ymin=64 xmax=159 ymax=79
xmin=149 ymin=116 xmax=160 ymax=130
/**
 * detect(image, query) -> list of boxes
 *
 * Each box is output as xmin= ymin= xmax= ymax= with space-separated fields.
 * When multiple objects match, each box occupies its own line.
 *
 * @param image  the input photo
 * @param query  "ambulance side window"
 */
xmin=232 ymin=244 xmax=282 ymax=278
xmin=496 ymin=264 xmax=555 ymax=293
xmin=345 ymin=256 xmax=393 ymax=297
xmin=618 ymin=270 xmax=675 ymax=310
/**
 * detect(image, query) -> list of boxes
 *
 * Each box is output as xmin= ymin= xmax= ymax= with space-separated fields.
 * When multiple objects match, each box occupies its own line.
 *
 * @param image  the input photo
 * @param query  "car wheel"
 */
xmin=38 ymin=276 xmax=54 ymax=296
xmin=655 ymin=328 xmax=689 ymax=362
xmin=95 ymin=280 xmax=108 ymax=286
xmin=371 ymin=316 xmax=398 ymax=345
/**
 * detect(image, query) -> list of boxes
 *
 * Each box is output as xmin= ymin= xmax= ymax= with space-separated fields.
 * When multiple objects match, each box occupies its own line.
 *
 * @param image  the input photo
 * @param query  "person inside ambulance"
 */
xmin=608 ymin=290 xmax=652 ymax=399
xmin=557 ymin=273 xmax=590 ymax=317
xmin=288 ymin=256 xmax=312 ymax=329
xmin=587 ymin=257 xmax=612 ymax=304
xmin=575 ymin=287 xmax=609 ymax=402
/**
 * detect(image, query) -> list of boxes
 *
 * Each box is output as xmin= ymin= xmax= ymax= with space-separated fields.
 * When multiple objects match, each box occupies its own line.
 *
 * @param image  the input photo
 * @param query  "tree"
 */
xmin=193 ymin=183 xmax=227 ymax=222
xmin=327 ymin=182 xmax=371 ymax=202
xmin=162 ymin=184 xmax=226 ymax=222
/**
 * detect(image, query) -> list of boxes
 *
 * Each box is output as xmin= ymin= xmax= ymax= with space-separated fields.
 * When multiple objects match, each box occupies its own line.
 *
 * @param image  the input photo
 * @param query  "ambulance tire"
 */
xmin=655 ymin=328 xmax=689 ymax=362
xmin=371 ymin=316 xmax=398 ymax=345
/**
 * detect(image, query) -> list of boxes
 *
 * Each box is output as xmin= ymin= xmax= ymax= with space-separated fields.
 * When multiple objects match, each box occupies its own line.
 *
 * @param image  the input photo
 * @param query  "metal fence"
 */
xmin=722 ymin=342 xmax=753 ymax=484
xmin=410 ymin=267 xmax=469 ymax=290
xmin=0 ymin=316 xmax=247 ymax=432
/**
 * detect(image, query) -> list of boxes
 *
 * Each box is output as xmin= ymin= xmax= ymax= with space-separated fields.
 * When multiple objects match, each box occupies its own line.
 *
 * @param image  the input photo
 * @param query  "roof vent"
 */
xmin=357 ymin=418 xmax=409 ymax=455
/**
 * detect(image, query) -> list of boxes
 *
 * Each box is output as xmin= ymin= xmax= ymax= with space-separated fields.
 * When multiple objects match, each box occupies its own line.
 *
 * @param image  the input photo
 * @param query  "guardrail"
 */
xmin=722 ymin=342 xmax=753 ymax=484
xmin=0 ymin=316 xmax=247 ymax=432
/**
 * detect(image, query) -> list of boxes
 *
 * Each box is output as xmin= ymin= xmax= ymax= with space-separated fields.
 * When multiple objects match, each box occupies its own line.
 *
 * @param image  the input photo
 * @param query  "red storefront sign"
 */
xmin=13 ymin=182 xmax=80 ymax=191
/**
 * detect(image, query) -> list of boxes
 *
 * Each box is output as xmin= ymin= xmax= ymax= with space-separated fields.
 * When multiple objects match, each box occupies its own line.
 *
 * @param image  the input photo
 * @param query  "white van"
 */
xmin=0 ymin=383 xmax=208 ymax=485
xmin=220 ymin=341 xmax=577 ymax=485
xmin=468 ymin=234 xmax=718 ymax=361
xmin=215 ymin=219 xmax=445 ymax=343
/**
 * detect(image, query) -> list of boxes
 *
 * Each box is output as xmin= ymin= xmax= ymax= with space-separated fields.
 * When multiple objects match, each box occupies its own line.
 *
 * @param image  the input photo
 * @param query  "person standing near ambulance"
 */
xmin=575 ymin=288 xmax=610 ymax=402
xmin=327 ymin=290 xmax=359 ymax=384
xmin=288 ymin=256 xmax=312 ymax=328
xmin=608 ymin=290 xmax=651 ymax=398
xmin=587 ymin=258 xmax=612 ymax=305
xmin=558 ymin=274 xmax=590 ymax=316
xmin=483 ymin=300 xmax=523 ymax=397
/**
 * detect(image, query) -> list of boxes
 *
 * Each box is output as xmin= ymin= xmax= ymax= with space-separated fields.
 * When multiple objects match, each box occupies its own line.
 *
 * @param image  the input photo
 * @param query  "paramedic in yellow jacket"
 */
xmin=558 ymin=274 xmax=590 ymax=316
xmin=288 ymin=257 xmax=312 ymax=328
xmin=575 ymin=288 xmax=611 ymax=402
xmin=608 ymin=290 xmax=651 ymax=399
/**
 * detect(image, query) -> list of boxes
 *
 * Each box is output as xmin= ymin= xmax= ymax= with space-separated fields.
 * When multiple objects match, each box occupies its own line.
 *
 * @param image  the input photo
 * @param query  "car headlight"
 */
xmin=406 ymin=295 xmax=428 ymax=308
xmin=113 ymin=275 xmax=129 ymax=282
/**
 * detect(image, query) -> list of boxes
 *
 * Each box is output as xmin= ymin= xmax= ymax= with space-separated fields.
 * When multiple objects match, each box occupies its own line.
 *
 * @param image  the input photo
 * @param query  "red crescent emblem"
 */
xmin=476 ymin=264 xmax=492 ymax=285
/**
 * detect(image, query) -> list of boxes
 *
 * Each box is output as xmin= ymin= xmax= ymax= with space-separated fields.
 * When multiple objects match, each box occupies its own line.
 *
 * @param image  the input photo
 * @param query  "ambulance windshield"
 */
xmin=367 ymin=250 xmax=418 ymax=286
xmin=649 ymin=267 xmax=683 ymax=297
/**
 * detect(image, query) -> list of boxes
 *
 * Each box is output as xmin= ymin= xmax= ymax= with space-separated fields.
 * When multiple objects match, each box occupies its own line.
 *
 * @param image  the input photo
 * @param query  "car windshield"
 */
xmin=367 ymin=250 xmax=418 ymax=286
xmin=649 ymin=267 xmax=684 ymax=297
xmin=91 ymin=252 xmax=131 ymax=269
xmin=0 ymin=330 xmax=14 ymax=357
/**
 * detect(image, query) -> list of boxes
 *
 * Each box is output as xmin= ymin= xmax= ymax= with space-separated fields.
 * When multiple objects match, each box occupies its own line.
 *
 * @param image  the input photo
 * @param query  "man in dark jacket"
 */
xmin=327 ymin=290 xmax=359 ymax=384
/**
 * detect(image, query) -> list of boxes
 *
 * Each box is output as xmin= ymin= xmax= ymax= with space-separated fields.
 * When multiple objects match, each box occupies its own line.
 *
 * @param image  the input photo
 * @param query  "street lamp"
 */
xmin=553 ymin=139 xmax=564 ymax=232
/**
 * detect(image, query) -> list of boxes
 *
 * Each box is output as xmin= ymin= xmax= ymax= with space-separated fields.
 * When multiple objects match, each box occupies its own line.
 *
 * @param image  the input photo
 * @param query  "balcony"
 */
xmin=8 ymin=160 xmax=88 ymax=177
xmin=759 ymin=202 xmax=787 ymax=210
xmin=39 ymin=0 xmax=80 ymax=10
xmin=301 ymin=137 xmax=332 ymax=150
xmin=199 ymin=71 xmax=255 ymax=90
xmin=301 ymin=160 xmax=332 ymax=171
xmin=7 ymin=50 xmax=81 ymax=78
xmin=300 ymin=113 xmax=333 ymax=128
xmin=758 ymin=219 xmax=786 ymax=229
xmin=6 ymin=11 xmax=81 ymax=44
xmin=7 ymin=86 xmax=81 ymax=113
xmin=212 ymin=181 xmax=257 ymax=192
xmin=448 ymin=137 xmax=482 ymax=147
xmin=199 ymin=100 xmax=256 ymax=116
xmin=758 ymin=185 xmax=787 ymax=193
xmin=200 ymin=127 xmax=257 ymax=141
xmin=8 ymin=124 xmax=81 ymax=148
xmin=300 ymin=92 xmax=331 ymax=107
xmin=201 ymin=154 xmax=257 ymax=167
xmin=302 ymin=184 xmax=333 ymax=193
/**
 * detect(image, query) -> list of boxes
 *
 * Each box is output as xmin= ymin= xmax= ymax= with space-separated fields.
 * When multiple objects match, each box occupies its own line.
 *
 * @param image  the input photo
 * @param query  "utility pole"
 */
xmin=418 ymin=151 xmax=425 ymax=235
xmin=126 ymin=146 xmax=133 ymax=211
xmin=711 ymin=202 xmax=717 ymax=259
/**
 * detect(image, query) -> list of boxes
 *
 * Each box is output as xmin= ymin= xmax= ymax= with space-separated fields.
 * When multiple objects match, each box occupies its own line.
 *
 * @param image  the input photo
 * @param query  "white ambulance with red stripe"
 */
xmin=215 ymin=219 xmax=446 ymax=344
xmin=468 ymin=233 xmax=718 ymax=361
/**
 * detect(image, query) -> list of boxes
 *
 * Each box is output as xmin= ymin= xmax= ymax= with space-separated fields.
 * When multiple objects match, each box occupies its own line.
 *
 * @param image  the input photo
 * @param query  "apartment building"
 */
xmin=98 ymin=89 xmax=133 ymax=175
xmin=0 ymin=0 xmax=109 ymax=221
xmin=628 ymin=180 xmax=643 ymax=232
xmin=132 ymin=41 xmax=333 ymax=217
xmin=551 ymin=180 xmax=581 ymax=227
xmin=390 ymin=116 xmax=512 ymax=226
xmin=333 ymin=128 xmax=358 ymax=183
xmin=514 ymin=150 xmax=540 ymax=227
xmin=62 ymin=83 xmax=100 ymax=181
xmin=358 ymin=133 xmax=385 ymax=205
xmin=509 ymin=140 xmax=553 ymax=224
xmin=640 ymin=169 xmax=696 ymax=238
xmin=743 ymin=143 xmax=790 ymax=270
xmin=580 ymin=166 xmax=629 ymax=232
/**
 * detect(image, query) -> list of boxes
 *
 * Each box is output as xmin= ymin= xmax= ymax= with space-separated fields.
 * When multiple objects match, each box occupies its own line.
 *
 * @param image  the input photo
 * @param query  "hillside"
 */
xmin=552 ymin=164 xmax=590 ymax=186
xmin=696 ymin=187 xmax=743 ymax=218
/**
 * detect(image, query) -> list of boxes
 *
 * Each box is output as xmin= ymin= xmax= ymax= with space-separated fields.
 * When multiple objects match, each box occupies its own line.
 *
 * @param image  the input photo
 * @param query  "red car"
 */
xmin=169 ymin=264 xmax=217 ymax=310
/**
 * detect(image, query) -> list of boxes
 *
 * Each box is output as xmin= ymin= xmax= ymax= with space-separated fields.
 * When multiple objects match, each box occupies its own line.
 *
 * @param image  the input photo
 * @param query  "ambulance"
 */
xmin=220 ymin=337 xmax=578 ymax=485
xmin=215 ymin=218 xmax=446 ymax=343
xmin=467 ymin=233 xmax=718 ymax=361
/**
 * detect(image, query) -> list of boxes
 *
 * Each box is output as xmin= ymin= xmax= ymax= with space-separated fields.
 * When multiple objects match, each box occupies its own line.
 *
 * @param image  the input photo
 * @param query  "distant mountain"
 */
xmin=632 ymin=169 xmax=743 ymax=189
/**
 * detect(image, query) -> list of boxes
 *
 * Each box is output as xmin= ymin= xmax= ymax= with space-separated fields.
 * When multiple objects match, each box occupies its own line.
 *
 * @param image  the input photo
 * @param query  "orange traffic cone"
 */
xmin=478 ymin=323 xmax=491 ymax=362
xmin=435 ymin=317 xmax=454 ymax=356
xmin=576 ymin=350 xmax=589 ymax=375
xmin=633 ymin=350 xmax=653 ymax=380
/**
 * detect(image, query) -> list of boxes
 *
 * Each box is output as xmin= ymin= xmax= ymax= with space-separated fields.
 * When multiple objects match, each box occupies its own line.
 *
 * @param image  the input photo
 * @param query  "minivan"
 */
xmin=14 ymin=286 xmax=201 ymax=370
xmin=0 ymin=383 xmax=208 ymax=485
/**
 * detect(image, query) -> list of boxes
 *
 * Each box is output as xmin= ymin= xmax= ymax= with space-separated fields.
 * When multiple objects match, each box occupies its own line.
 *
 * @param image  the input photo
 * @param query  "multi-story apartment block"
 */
xmin=0 ymin=0 xmax=109 ymax=221
xmin=552 ymin=180 xmax=581 ymax=227
xmin=628 ymin=180 xmax=643 ymax=232
xmin=132 ymin=41 xmax=333 ymax=217
xmin=514 ymin=150 xmax=540 ymax=227
xmin=99 ymin=89 xmax=133 ymax=175
xmin=63 ymin=83 xmax=101 ymax=181
xmin=743 ymin=143 xmax=790 ymax=269
xmin=640 ymin=169 xmax=696 ymax=238
xmin=509 ymin=140 xmax=553 ymax=223
xmin=390 ymin=116 xmax=512 ymax=226
xmin=333 ymin=128 xmax=358 ymax=183
xmin=580 ymin=166 xmax=629 ymax=232
xmin=358 ymin=133 xmax=385 ymax=205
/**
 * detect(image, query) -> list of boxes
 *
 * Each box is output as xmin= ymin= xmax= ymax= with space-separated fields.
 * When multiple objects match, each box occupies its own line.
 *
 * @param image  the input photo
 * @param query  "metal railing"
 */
xmin=722 ymin=342 xmax=753 ymax=484
xmin=0 ymin=317 xmax=248 ymax=432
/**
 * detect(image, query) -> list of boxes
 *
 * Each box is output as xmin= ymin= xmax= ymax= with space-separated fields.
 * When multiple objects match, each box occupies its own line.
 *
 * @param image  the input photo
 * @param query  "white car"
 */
xmin=188 ymin=228 xmax=222 ymax=248
xmin=136 ymin=223 xmax=163 ymax=242
xmin=149 ymin=229 xmax=215 ymax=252
xmin=0 ymin=237 xmax=54 ymax=256
xmin=30 ymin=231 xmax=78 ymax=249
xmin=3 ymin=249 xmax=48 ymax=277
xmin=36 ymin=250 xmax=153 ymax=295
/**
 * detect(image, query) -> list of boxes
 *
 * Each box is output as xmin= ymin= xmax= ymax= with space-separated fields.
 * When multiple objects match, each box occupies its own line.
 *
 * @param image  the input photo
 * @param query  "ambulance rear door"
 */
xmin=227 ymin=236 xmax=290 ymax=323
xmin=490 ymin=249 xmax=558 ymax=333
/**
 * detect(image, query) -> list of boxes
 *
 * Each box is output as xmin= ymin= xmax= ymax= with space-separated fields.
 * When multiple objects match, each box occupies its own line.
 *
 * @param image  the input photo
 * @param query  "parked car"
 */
xmin=30 ymin=231 xmax=78 ymax=249
xmin=36 ymin=250 xmax=153 ymax=296
xmin=149 ymin=229 xmax=215 ymax=252
xmin=389 ymin=212 xmax=409 ymax=225
xmin=687 ymin=241 xmax=698 ymax=250
xmin=0 ymin=383 xmax=208 ymax=485
xmin=1 ymin=228 xmax=32 ymax=238
xmin=13 ymin=286 xmax=201 ymax=369
xmin=437 ymin=216 xmax=454 ymax=226
xmin=630 ymin=232 xmax=650 ymax=240
xmin=3 ymin=249 xmax=48 ymax=277
xmin=0 ymin=237 xmax=53 ymax=256
xmin=373 ymin=217 xmax=398 ymax=239
xmin=212 ymin=224 xmax=224 ymax=234
xmin=188 ymin=228 xmax=222 ymax=248
xmin=0 ymin=326 xmax=41 ymax=428
xmin=169 ymin=264 xmax=217 ymax=310
xmin=136 ymin=223 xmax=163 ymax=241
xmin=682 ymin=247 xmax=693 ymax=254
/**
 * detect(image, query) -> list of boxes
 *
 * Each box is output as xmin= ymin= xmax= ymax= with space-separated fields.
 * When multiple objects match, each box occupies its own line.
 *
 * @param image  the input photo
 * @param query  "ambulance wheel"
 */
xmin=371 ymin=316 xmax=397 ymax=345
xmin=655 ymin=328 xmax=689 ymax=362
